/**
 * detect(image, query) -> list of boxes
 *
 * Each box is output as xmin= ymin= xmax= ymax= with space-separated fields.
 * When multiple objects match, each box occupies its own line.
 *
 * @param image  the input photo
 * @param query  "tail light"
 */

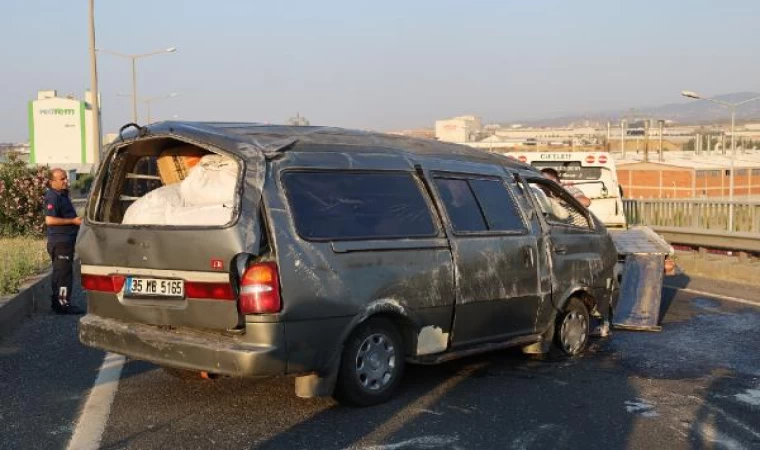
xmin=186 ymin=282 xmax=235 ymax=300
xmin=518 ymin=155 xmax=528 ymax=163
xmin=586 ymin=155 xmax=596 ymax=164
xmin=598 ymin=155 xmax=608 ymax=164
xmin=82 ymin=274 xmax=126 ymax=293
xmin=239 ymin=262 xmax=281 ymax=314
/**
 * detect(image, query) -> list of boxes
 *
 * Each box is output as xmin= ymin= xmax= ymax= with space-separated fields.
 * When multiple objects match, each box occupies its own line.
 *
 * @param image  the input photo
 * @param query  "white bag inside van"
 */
xmin=122 ymin=184 xmax=183 ymax=225
xmin=122 ymin=153 xmax=237 ymax=226
xmin=180 ymin=154 xmax=237 ymax=207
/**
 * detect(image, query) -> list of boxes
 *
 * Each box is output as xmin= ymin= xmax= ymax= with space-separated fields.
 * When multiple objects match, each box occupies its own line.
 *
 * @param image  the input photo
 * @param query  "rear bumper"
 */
xmin=78 ymin=314 xmax=287 ymax=377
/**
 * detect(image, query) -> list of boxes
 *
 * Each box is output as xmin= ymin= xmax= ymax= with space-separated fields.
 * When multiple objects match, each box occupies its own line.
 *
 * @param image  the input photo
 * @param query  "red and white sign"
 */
xmin=211 ymin=259 xmax=224 ymax=270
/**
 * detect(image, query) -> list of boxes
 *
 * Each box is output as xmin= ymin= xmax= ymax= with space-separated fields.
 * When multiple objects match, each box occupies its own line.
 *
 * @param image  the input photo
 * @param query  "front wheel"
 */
xmin=554 ymin=298 xmax=590 ymax=356
xmin=333 ymin=318 xmax=405 ymax=407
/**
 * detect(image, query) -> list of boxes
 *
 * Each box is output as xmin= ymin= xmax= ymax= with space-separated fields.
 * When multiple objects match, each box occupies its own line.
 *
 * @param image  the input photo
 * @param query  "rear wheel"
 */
xmin=554 ymin=298 xmax=590 ymax=356
xmin=333 ymin=318 xmax=405 ymax=407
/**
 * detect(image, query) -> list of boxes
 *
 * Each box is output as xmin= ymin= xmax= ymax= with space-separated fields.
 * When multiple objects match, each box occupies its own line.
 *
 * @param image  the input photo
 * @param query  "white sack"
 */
xmin=180 ymin=154 xmax=238 ymax=207
xmin=122 ymin=184 xmax=183 ymax=225
xmin=165 ymin=204 xmax=234 ymax=226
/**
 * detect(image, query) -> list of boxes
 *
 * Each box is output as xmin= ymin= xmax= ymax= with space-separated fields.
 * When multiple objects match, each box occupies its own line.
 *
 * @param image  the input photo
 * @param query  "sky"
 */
xmin=2 ymin=0 xmax=760 ymax=142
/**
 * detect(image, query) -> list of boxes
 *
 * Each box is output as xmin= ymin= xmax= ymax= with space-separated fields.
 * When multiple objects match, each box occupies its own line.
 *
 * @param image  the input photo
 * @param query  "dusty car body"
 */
xmin=78 ymin=122 xmax=619 ymax=406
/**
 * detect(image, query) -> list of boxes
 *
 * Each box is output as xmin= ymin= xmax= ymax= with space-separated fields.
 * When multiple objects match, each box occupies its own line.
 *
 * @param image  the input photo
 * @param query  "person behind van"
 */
xmin=540 ymin=168 xmax=591 ymax=207
xmin=44 ymin=168 xmax=84 ymax=315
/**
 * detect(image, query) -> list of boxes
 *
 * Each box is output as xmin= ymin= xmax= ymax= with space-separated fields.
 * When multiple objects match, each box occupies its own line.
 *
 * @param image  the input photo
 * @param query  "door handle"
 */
xmin=554 ymin=244 xmax=568 ymax=254
xmin=521 ymin=246 xmax=535 ymax=267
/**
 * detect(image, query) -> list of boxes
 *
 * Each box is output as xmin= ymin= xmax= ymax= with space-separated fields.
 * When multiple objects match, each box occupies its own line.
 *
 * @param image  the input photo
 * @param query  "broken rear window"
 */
xmin=91 ymin=140 xmax=239 ymax=227
xmin=282 ymin=171 xmax=437 ymax=240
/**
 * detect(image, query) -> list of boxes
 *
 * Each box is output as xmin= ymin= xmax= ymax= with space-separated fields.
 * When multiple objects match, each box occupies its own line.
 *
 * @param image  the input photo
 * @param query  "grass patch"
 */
xmin=0 ymin=237 xmax=48 ymax=296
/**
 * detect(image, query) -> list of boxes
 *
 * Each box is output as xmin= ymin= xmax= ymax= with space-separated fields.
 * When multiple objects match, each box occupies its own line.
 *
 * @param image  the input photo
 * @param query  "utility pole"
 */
xmin=606 ymin=121 xmax=611 ymax=152
xmin=643 ymin=121 xmax=650 ymax=162
xmin=620 ymin=120 xmax=626 ymax=158
xmin=88 ymin=0 xmax=101 ymax=167
xmin=658 ymin=120 xmax=664 ymax=162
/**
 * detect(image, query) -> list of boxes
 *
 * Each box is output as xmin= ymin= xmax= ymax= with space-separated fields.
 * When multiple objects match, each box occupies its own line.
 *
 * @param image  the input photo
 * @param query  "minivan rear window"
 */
xmin=282 ymin=171 xmax=437 ymax=240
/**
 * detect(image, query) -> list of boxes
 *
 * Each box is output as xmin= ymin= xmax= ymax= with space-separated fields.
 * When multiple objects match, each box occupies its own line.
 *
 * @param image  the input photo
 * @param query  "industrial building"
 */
xmin=28 ymin=90 xmax=100 ymax=175
xmin=617 ymin=151 xmax=760 ymax=199
xmin=434 ymin=116 xmax=483 ymax=143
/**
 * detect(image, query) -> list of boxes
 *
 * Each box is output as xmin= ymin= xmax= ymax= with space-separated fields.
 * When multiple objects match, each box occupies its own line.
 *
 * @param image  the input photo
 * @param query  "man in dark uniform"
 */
xmin=44 ymin=168 xmax=83 ymax=314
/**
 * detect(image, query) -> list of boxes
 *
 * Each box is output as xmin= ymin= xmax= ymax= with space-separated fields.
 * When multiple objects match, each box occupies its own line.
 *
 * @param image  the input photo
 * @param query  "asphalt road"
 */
xmin=1 ymin=276 xmax=759 ymax=450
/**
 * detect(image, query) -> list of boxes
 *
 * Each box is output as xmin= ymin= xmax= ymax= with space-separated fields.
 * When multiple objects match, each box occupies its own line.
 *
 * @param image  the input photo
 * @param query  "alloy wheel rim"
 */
xmin=355 ymin=333 xmax=396 ymax=391
xmin=560 ymin=311 xmax=587 ymax=354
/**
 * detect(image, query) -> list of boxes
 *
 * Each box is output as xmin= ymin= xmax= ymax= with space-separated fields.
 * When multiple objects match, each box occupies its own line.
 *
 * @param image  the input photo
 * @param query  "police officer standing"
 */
xmin=44 ymin=168 xmax=83 ymax=314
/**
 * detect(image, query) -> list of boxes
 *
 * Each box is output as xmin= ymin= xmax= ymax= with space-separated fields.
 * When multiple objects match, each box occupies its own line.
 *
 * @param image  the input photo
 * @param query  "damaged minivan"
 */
xmin=78 ymin=122 xmax=619 ymax=406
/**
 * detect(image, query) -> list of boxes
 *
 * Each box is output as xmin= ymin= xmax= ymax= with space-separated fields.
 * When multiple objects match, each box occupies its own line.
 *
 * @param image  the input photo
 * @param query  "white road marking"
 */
xmin=624 ymin=399 xmax=658 ymax=416
xmin=705 ymin=403 xmax=760 ymax=441
xmin=67 ymin=353 xmax=125 ymax=450
xmin=735 ymin=387 xmax=760 ymax=407
xmin=350 ymin=435 xmax=460 ymax=450
xmin=663 ymin=285 xmax=760 ymax=308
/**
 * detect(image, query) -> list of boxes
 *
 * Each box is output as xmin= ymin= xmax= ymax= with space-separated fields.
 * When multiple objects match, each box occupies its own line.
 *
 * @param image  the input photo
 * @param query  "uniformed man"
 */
xmin=44 ymin=168 xmax=83 ymax=314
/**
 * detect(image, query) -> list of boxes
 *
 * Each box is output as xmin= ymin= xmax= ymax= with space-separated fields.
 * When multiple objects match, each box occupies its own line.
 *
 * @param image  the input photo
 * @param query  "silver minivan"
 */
xmin=78 ymin=122 xmax=618 ymax=406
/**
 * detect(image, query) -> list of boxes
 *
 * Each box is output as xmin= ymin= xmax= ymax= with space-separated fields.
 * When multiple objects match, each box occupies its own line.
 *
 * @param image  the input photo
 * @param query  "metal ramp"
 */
xmin=613 ymin=253 xmax=664 ymax=332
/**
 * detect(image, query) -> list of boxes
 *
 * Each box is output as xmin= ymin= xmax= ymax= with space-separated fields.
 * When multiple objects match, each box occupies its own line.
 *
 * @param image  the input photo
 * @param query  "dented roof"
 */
xmin=126 ymin=121 xmax=531 ymax=170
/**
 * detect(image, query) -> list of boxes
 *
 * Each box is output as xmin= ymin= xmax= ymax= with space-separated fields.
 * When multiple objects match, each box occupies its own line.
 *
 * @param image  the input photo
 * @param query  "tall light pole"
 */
xmin=682 ymin=90 xmax=760 ymax=230
xmin=88 ymin=0 xmax=101 ymax=166
xmin=98 ymin=47 xmax=177 ymax=123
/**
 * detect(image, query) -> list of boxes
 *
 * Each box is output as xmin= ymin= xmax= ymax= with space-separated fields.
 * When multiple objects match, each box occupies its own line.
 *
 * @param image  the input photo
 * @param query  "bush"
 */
xmin=0 ymin=237 xmax=48 ymax=296
xmin=0 ymin=153 xmax=49 ymax=237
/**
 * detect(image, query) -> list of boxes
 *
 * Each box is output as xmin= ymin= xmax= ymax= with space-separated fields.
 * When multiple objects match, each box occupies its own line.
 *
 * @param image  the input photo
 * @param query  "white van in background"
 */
xmin=503 ymin=152 xmax=626 ymax=228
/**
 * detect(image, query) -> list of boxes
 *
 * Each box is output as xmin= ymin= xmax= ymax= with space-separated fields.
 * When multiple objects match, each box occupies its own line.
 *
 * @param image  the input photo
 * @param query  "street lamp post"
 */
xmin=98 ymin=47 xmax=177 ymax=123
xmin=681 ymin=90 xmax=760 ymax=231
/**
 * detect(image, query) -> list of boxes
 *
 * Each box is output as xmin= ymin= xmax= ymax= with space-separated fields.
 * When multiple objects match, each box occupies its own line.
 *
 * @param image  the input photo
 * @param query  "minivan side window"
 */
xmin=434 ymin=177 xmax=527 ymax=234
xmin=282 ymin=171 xmax=437 ymax=240
xmin=433 ymin=178 xmax=488 ymax=233
xmin=468 ymin=179 xmax=527 ymax=233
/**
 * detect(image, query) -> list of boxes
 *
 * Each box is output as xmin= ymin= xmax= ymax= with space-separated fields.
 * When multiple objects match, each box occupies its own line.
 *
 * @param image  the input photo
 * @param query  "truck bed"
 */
xmin=608 ymin=226 xmax=673 ymax=256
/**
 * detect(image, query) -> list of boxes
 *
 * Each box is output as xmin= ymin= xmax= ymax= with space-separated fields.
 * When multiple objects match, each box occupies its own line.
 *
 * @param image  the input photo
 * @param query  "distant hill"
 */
xmin=512 ymin=92 xmax=760 ymax=127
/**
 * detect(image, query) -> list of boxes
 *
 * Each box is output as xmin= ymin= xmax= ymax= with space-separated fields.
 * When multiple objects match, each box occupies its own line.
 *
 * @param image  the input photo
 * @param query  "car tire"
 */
xmin=333 ymin=318 xmax=405 ymax=407
xmin=553 ymin=297 xmax=590 ymax=356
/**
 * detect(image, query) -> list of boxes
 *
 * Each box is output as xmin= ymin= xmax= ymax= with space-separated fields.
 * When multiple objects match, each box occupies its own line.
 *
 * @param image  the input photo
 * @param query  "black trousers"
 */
xmin=47 ymin=241 xmax=75 ymax=310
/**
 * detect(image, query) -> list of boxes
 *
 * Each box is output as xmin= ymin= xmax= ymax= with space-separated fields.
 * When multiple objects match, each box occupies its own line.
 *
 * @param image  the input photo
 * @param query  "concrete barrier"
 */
xmin=0 ymin=270 xmax=51 ymax=340
xmin=674 ymin=251 xmax=760 ymax=287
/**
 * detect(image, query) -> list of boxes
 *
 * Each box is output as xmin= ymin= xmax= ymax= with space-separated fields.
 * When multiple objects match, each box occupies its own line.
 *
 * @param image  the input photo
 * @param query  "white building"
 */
xmin=435 ymin=116 xmax=482 ymax=143
xmin=28 ymin=90 xmax=100 ymax=173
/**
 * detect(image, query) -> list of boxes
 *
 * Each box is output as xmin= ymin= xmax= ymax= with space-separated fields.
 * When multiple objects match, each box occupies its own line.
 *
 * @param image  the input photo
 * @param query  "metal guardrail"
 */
xmin=624 ymin=198 xmax=760 ymax=252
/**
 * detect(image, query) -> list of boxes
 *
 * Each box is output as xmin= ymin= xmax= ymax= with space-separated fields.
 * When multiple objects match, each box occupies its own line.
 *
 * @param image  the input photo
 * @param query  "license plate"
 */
xmin=125 ymin=277 xmax=184 ymax=298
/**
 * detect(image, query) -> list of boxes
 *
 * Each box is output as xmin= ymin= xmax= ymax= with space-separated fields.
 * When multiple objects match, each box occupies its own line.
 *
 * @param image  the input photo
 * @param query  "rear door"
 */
xmin=431 ymin=173 xmax=543 ymax=347
xmin=77 ymin=142 xmax=254 ymax=331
